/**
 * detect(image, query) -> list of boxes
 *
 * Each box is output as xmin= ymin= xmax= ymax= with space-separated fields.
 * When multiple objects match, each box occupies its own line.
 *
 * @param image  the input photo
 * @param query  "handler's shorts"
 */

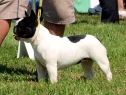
xmin=0 ymin=0 xmax=29 ymax=19
xmin=42 ymin=0 xmax=75 ymax=24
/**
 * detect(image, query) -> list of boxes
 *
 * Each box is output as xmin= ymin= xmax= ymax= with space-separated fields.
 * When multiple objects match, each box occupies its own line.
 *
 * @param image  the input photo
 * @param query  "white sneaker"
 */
xmin=119 ymin=10 xmax=126 ymax=15
xmin=118 ymin=10 xmax=126 ymax=19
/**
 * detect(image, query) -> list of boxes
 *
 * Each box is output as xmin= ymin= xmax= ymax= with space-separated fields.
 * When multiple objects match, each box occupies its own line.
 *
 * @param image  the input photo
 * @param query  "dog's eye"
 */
xmin=17 ymin=25 xmax=25 ymax=31
xmin=18 ymin=22 xmax=26 ymax=27
xmin=20 ymin=24 xmax=25 ymax=28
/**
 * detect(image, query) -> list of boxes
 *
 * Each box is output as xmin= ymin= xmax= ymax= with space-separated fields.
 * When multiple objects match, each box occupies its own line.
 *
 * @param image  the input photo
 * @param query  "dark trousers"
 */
xmin=99 ymin=0 xmax=119 ymax=23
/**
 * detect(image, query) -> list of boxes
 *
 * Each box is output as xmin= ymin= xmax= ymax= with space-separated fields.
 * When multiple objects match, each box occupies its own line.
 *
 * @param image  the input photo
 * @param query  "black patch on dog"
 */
xmin=13 ymin=10 xmax=38 ymax=39
xmin=67 ymin=35 xmax=86 ymax=43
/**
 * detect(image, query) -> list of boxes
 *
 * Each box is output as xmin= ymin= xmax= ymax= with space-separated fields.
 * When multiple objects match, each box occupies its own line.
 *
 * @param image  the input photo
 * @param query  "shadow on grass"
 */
xmin=0 ymin=64 xmax=37 ymax=82
xmin=72 ymin=20 xmax=99 ymax=25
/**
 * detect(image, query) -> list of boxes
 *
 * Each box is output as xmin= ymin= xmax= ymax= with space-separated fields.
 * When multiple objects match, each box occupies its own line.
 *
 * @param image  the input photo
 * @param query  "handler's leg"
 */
xmin=0 ymin=19 xmax=12 ymax=46
xmin=44 ymin=20 xmax=65 ymax=37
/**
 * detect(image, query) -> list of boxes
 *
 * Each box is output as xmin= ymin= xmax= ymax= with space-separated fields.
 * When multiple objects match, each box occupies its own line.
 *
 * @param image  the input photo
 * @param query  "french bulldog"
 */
xmin=13 ymin=10 xmax=112 ymax=83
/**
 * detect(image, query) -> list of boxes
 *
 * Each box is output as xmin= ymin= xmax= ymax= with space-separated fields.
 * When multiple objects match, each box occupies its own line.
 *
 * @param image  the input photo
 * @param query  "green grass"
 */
xmin=1 ymin=14 xmax=126 ymax=95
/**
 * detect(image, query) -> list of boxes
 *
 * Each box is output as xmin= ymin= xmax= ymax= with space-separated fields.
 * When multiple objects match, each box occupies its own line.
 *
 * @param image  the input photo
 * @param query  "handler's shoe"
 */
xmin=119 ymin=10 xmax=126 ymax=20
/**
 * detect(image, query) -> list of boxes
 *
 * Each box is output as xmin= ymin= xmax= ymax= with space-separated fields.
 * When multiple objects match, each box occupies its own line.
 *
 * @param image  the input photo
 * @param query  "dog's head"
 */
xmin=13 ymin=10 xmax=38 ymax=41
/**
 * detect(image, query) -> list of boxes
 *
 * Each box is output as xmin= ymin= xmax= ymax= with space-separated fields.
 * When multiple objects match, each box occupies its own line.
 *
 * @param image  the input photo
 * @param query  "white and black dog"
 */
xmin=13 ymin=10 xmax=112 ymax=83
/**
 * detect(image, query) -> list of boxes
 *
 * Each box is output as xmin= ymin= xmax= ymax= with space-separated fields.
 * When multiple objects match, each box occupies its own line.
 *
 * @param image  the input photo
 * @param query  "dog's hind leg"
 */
xmin=36 ymin=61 xmax=47 ymax=80
xmin=90 ymin=47 xmax=112 ymax=81
xmin=93 ymin=55 xmax=112 ymax=81
xmin=81 ymin=58 xmax=94 ymax=79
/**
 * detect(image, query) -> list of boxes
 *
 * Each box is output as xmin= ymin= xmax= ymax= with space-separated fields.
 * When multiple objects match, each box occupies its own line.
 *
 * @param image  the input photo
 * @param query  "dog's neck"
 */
xmin=30 ymin=24 xmax=41 ymax=43
xmin=24 ymin=24 xmax=51 ymax=44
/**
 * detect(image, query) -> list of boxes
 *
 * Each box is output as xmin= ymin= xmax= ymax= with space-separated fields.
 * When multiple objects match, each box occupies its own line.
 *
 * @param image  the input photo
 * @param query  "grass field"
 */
xmin=0 ymin=14 xmax=126 ymax=95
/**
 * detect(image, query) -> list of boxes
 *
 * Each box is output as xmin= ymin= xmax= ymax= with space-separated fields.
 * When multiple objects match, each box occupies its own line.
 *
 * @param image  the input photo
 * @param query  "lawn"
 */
xmin=0 ymin=13 xmax=126 ymax=95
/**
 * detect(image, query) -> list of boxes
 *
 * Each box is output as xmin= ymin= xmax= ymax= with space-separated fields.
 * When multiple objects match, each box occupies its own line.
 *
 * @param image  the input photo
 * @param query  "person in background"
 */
xmin=99 ymin=0 xmax=119 ymax=23
xmin=42 ymin=0 xmax=75 ymax=37
xmin=118 ymin=0 xmax=126 ymax=19
xmin=0 ymin=0 xmax=31 ymax=47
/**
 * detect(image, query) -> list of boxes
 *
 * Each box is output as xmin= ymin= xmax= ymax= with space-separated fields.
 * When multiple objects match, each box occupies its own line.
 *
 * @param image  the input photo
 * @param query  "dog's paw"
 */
xmin=106 ymin=72 xmax=112 ymax=81
xmin=85 ymin=71 xmax=94 ymax=79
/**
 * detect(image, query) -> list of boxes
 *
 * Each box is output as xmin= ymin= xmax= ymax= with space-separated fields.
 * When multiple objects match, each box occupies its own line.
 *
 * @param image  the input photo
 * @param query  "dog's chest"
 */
xmin=34 ymin=49 xmax=47 ymax=67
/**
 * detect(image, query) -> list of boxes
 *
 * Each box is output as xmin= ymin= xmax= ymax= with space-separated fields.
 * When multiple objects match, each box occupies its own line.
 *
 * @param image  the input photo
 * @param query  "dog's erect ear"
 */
xmin=29 ymin=10 xmax=37 ymax=21
xmin=25 ymin=11 xmax=29 ymax=17
xmin=25 ymin=10 xmax=36 ymax=21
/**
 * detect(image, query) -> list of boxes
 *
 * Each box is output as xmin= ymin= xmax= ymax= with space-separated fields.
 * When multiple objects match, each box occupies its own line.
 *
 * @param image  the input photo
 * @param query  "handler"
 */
xmin=0 ymin=0 xmax=31 ymax=46
xmin=0 ymin=0 xmax=75 ymax=47
xmin=42 ymin=0 xmax=75 ymax=37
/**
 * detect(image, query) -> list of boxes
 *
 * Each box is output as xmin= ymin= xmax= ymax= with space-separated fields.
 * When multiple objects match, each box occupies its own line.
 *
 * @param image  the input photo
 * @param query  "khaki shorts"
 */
xmin=0 ymin=0 xmax=29 ymax=19
xmin=42 ymin=0 xmax=75 ymax=24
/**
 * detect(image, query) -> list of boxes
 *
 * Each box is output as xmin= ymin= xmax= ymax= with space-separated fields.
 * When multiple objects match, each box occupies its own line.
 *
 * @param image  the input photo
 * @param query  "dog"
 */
xmin=13 ymin=10 xmax=112 ymax=83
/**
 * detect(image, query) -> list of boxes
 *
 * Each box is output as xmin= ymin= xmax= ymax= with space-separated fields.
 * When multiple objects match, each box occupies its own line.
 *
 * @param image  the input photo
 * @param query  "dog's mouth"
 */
xmin=13 ymin=34 xmax=21 ymax=40
xmin=13 ymin=26 xmax=21 ymax=40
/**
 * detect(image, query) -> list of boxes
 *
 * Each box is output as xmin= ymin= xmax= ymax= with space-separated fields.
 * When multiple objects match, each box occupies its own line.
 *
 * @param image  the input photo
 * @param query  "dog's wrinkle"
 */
xmin=17 ymin=25 xmax=22 ymax=31
xmin=17 ymin=25 xmax=30 ymax=32
xmin=17 ymin=26 xmax=32 ymax=38
xmin=21 ymin=28 xmax=31 ymax=33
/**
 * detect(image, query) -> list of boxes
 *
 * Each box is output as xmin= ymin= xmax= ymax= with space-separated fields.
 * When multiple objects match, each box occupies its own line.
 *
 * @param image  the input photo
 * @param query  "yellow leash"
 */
xmin=37 ymin=0 xmax=43 ymax=24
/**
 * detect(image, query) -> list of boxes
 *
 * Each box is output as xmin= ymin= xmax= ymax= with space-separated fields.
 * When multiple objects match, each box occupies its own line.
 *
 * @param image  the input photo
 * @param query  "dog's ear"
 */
xmin=29 ymin=10 xmax=37 ymax=21
xmin=25 ymin=11 xmax=29 ymax=17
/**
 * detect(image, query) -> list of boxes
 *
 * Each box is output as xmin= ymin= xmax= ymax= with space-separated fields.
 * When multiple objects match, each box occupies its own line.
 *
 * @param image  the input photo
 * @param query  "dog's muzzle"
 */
xmin=13 ymin=26 xmax=21 ymax=40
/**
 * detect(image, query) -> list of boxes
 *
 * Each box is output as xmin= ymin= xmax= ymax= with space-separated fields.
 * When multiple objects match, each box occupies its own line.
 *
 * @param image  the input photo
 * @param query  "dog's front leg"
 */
xmin=36 ymin=61 xmax=47 ymax=80
xmin=46 ymin=63 xmax=57 ymax=84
